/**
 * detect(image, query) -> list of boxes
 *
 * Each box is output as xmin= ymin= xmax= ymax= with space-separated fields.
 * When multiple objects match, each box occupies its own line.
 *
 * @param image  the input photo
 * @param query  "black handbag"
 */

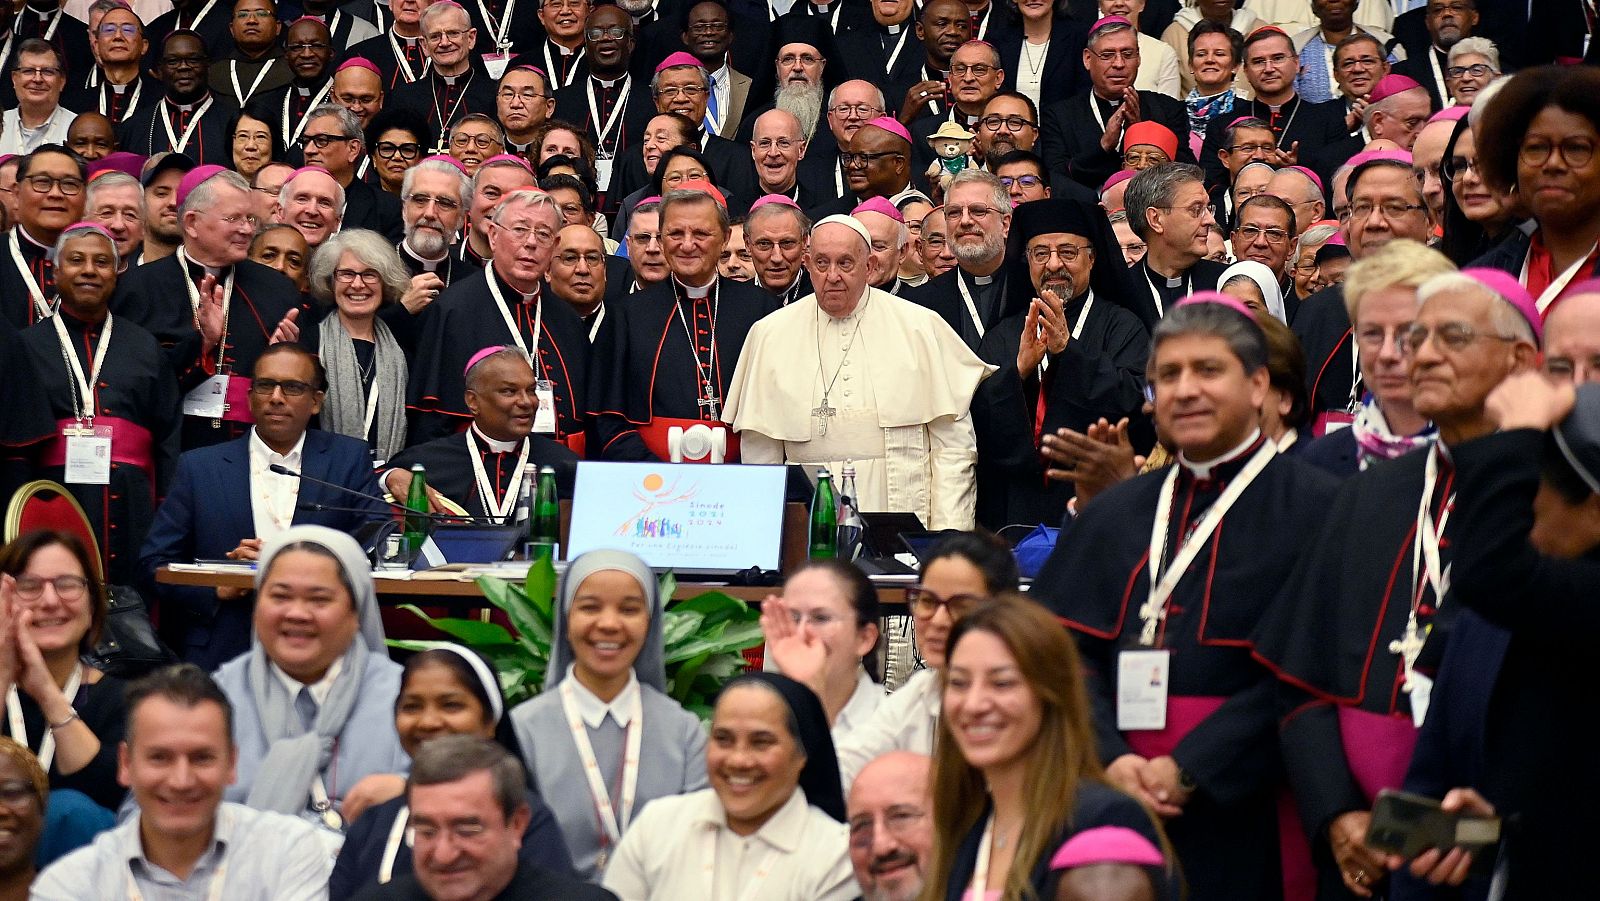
xmin=83 ymin=584 xmax=179 ymax=679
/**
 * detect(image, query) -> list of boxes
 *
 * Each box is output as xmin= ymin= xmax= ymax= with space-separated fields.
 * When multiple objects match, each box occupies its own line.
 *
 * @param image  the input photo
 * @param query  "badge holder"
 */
xmin=62 ymin=422 xmax=113 ymax=485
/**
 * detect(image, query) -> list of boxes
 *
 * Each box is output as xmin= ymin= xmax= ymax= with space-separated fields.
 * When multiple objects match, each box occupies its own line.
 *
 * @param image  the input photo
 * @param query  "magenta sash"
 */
xmin=222 ymin=373 xmax=254 ymax=423
xmin=1125 ymin=696 xmax=1224 ymax=760
xmin=42 ymin=417 xmax=155 ymax=471
xmin=1337 ymin=707 xmax=1419 ymax=805
xmin=1313 ymin=410 xmax=1355 ymax=437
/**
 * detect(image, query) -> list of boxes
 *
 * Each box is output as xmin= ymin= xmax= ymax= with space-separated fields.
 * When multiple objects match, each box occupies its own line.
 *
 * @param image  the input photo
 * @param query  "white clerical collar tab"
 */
xmin=471 ymin=424 xmax=521 ymax=453
xmin=676 ymin=276 xmax=714 ymax=298
xmin=1165 ymin=274 xmax=1183 ymax=288
xmin=1178 ymin=428 xmax=1264 ymax=480
xmin=971 ymin=274 xmax=993 ymax=285
xmin=886 ymin=23 xmax=902 ymax=33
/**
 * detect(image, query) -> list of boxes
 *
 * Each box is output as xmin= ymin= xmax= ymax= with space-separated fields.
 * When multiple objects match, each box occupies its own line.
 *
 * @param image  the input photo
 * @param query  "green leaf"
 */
xmin=657 ymin=570 xmax=677 ymax=604
xmin=660 ymin=610 xmax=705 ymax=648
xmin=477 ymin=575 xmax=553 ymax=647
xmin=524 ymin=554 xmax=557 ymax=620
xmin=395 ymin=605 xmax=514 ymax=643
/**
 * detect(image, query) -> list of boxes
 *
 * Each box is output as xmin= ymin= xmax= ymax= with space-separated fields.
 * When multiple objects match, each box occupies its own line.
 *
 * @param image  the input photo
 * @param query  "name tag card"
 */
xmin=483 ymin=52 xmax=510 ymax=80
xmin=1117 ymin=649 xmax=1171 ymax=731
xmin=595 ymin=157 xmax=614 ymax=193
xmin=1408 ymin=672 xmax=1434 ymax=728
xmin=533 ymin=380 xmax=557 ymax=434
xmin=182 ymin=374 xmax=230 ymax=418
xmin=64 ymin=424 xmax=114 ymax=485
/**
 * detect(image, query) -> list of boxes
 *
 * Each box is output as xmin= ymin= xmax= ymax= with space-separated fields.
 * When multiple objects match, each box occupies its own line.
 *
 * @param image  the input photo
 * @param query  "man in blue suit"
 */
xmin=140 ymin=343 xmax=389 ymax=671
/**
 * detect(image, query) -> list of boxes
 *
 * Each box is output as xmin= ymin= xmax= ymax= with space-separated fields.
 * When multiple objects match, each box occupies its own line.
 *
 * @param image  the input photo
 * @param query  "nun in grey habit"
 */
xmin=214 ymin=525 xmax=410 ymax=838
xmin=510 ymin=549 xmax=709 ymax=880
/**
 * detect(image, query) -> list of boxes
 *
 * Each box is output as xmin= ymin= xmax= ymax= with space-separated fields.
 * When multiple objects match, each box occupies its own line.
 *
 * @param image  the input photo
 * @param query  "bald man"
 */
xmin=1545 ymin=287 xmax=1600 ymax=383
xmin=848 ymin=752 xmax=934 ymax=901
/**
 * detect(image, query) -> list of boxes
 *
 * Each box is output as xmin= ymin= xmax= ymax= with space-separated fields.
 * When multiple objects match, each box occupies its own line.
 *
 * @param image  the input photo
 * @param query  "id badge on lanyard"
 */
xmin=533 ymin=380 xmax=557 ymax=433
xmin=1117 ymin=649 xmax=1170 ymax=730
xmin=595 ymin=156 xmax=614 ymax=193
xmin=182 ymin=373 xmax=230 ymax=418
xmin=63 ymin=423 xmax=113 ymax=485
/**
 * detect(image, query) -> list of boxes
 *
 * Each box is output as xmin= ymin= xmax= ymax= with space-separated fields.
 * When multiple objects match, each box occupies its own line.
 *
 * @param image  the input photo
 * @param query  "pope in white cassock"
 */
xmin=723 ymin=215 xmax=996 ymax=530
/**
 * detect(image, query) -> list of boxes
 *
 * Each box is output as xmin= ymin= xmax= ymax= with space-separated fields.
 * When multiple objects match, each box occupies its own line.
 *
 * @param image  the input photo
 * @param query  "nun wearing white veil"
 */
xmin=1219 ymin=259 xmax=1289 ymax=324
xmin=213 ymin=525 xmax=409 ymax=839
xmin=510 ymin=549 xmax=709 ymax=880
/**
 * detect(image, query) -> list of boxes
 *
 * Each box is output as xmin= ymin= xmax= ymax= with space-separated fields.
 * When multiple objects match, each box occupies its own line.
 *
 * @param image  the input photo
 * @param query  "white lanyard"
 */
xmin=587 ymin=75 xmax=632 ymax=152
xmin=1346 ymin=335 xmax=1362 ymax=412
xmin=1139 ymin=440 xmax=1276 ymax=646
xmin=6 ymin=663 xmax=81 ymax=772
xmin=379 ymin=806 xmax=410 ymax=883
xmin=883 ymin=26 xmax=909 ymax=74
xmin=1427 ymin=49 xmax=1447 ymax=103
xmin=466 ymin=428 xmax=531 ymax=520
xmin=431 ymin=71 xmax=476 ymax=131
xmin=161 ymin=95 xmax=214 ymax=155
xmin=282 ymin=82 xmax=332 ymax=147
xmin=956 ymin=271 xmax=988 ymax=339
xmin=1522 ymin=238 xmax=1598 ymax=313
xmin=34 ymin=6 xmax=64 ymax=40
xmin=486 ymin=272 xmax=544 ymax=362
xmin=1071 ymin=290 xmax=1093 ymax=340
xmin=558 ymin=679 xmax=643 ymax=867
xmin=700 ymin=820 xmax=779 ymax=898
xmin=99 ymin=78 xmax=142 ymax=119
xmin=477 ymin=0 xmax=518 ymax=50
xmin=389 ymin=31 xmax=429 ymax=83
xmin=587 ymin=303 xmax=606 ymax=341
xmin=229 ymin=60 xmax=274 ymax=105
xmin=126 ymin=843 xmax=228 ymax=901
xmin=1143 ymin=268 xmax=1187 ymax=318
xmin=543 ymin=42 xmax=586 ymax=88
xmin=177 ymin=248 xmax=236 ymax=370
xmin=1409 ymin=444 xmax=1452 ymax=613
xmin=179 ymin=0 xmax=221 ymax=30
xmin=1090 ymin=95 xmax=1114 ymax=133
xmin=52 ymin=312 xmax=114 ymax=425
xmin=9 ymin=231 xmax=51 ymax=320
xmin=833 ymin=157 xmax=844 ymax=197
xmin=971 ymin=814 xmax=996 ymax=899
xmin=360 ymin=356 xmax=382 ymax=440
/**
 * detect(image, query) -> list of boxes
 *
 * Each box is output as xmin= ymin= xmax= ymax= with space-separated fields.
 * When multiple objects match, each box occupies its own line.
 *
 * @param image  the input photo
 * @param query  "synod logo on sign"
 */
xmin=615 ymin=472 xmax=699 ymax=538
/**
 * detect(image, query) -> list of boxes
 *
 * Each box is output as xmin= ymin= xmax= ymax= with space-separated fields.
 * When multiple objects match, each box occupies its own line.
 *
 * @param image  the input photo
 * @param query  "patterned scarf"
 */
xmin=1185 ymin=88 xmax=1235 ymax=140
xmin=1350 ymin=394 xmax=1436 ymax=470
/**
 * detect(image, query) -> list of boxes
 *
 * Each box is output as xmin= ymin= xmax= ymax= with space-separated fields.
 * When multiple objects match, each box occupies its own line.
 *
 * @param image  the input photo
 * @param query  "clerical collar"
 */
xmin=674 ymin=275 xmax=716 ymax=299
xmin=809 ymin=0 xmax=835 ymax=12
xmin=184 ymin=255 xmax=226 ymax=280
xmin=402 ymin=239 xmax=446 ymax=269
xmin=166 ymin=97 xmax=198 ymax=113
xmin=440 ymin=72 xmax=462 ymax=85
xmin=1178 ymin=428 xmax=1264 ymax=480
xmin=495 ymin=267 xmax=540 ymax=303
xmin=15 ymin=226 xmax=50 ymax=253
xmin=593 ymin=74 xmax=624 ymax=88
xmin=470 ymin=423 xmax=521 ymax=453
xmin=970 ymin=273 xmax=994 ymax=286
xmin=296 ymin=86 xmax=310 ymax=96
xmin=883 ymin=22 xmax=903 ymax=34
xmin=1164 ymin=272 xmax=1183 ymax=288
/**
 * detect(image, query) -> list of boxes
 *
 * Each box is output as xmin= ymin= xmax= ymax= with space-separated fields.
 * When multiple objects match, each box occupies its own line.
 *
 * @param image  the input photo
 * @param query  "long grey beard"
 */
xmin=407 ymin=224 xmax=450 ymax=258
xmin=775 ymin=82 xmax=824 ymax=142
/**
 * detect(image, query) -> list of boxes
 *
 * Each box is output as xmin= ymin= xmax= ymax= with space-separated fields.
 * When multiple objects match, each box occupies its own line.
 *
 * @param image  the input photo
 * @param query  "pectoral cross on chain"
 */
xmin=812 ymin=397 xmax=837 ymax=436
xmin=1137 ymin=600 xmax=1166 ymax=647
xmin=698 ymin=388 xmax=722 ymax=422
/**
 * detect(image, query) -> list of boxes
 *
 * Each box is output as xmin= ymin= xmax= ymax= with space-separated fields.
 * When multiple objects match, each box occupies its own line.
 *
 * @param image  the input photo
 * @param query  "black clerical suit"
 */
xmin=1199 ymin=94 xmax=1357 ymax=189
xmin=906 ymin=265 xmax=1018 ymax=352
xmin=143 ymin=1 xmax=236 ymax=71
xmin=1291 ymin=284 xmax=1359 ymax=432
xmin=408 ymin=267 xmax=592 ymax=454
xmin=387 ymin=427 xmax=579 ymax=520
xmin=1391 ymin=45 xmax=1449 ymax=111
xmin=343 ymin=177 xmax=405 ymax=242
xmin=0 ymin=312 xmax=181 ymax=585
xmin=552 ymin=72 xmax=656 ymax=176
xmin=251 ymin=77 xmax=334 ymax=155
xmin=1255 ymin=443 xmax=1459 ymax=901
xmin=0 ymin=227 xmax=57 ymax=331
xmin=118 ymin=92 xmax=240 ymax=167
xmin=1040 ymin=89 xmax=1194 ymax=190
xmin=835 ymin=21 xmax=925 ymax=118
xmin=112 ymin=253 xmax=304 ymax=449
xmin=607 ymin=129 xmax=759 ymax=218
xmin=63 ymin=69 xmax=162 ymax=128
xmin=1135 ymin=257 xmax=1228 ymax=321
xmin=589 ymin=276 xmax=777 ymax=461
xmin=1033 ymin=439 xmax=1341 ymax=901
xmin=389 ymin=61 xmax=500 ymax=141
xmin=347 ymin=28 xmax=432 ymax=92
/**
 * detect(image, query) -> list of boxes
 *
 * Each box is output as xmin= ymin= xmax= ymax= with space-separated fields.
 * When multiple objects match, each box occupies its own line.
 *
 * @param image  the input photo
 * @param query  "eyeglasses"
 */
xmin=685 ymin=21 xmax=728 ymax=35
xmin=250 ymin=378 xmax=316 ymax=396
xmin=25 ymin=174 xmax=84 ymax=196
xmin=585 ymin=26 xmax=628 ymax=40
xmin=15 ymin=66 xmax=62 ymax=79
xmin=1520 ymin=137 xmax=1595 ymax=168
xmin=848 ymin=806 xmax=928 ymax=849
xmin=1233 ymin=224 xmax=1289 ymax=244
xmin=753 ymin=137 xmax=798 ymax=152
xmin=905 ymin=586 xmax=982 ymax=619
xmin=0 ymin=781 xmax=39 ymax=809
xmin=655 ymin=84 xmax=706 ymax=99
xmin=499 ymin=87 xmax=549 ymax=102
xmin=557 ymin=250 xmax=604 ymax=266
xmin=1441 ymin=154 xmax=1479 ymax=182
xmin=410 ymin=821 xmax=490 ymax=843
xmin=979 ymin=114 xmax=1034 ymax=131
xmin=406 ymin=192 xmax=461 ymax=211
xmin=233 ymin=9 xmax=273 ymax=20
xmin=921 ymin=234 xmax=948 ymax=248
xmin=947 ymin=204 xmax=1001 ymax=221
xmin=162 ymin=54 xmax=207 ymax=69
xmin=629 ymin=230 xmax=661 ymax=246
xmin=424 ymin=28 xmax=471 ymax=45
xmin=375 ymin=141 xmax=423 ymax=160
xmin=1090 ymin=49 xmax=1138 ymax=63
xmin=286 ymin=41 xmax=332 ymax=52
xmin=1124 ymin=150 xmax=1170 ymax=166
xmin=1120 ymin=240 xmax=1147 ymax=256
xmin=334 ymin=268 xmax=382 ymax=285
xmin=301 ymin=132 xmax=353 ymax=149
xmin=96 ymin=22 xmax=138 ymax=36
xmin=1403 ymin=321 xmax=1518 ymax=354
xmin=1247 ymin=52 xmax=1293 ymax=68
xmin=750 ymin=237 xmax=801 ymax=253
xmin=496 ymin=222 xmax=556 ymax=245
xmin=451 ymin=133 xmax=502 ymax=150
xmin=839 ymin=150 xmax=903 ymax=167
xmin=1162 ymin=201 xmax=1215 ymax=219
xmin=1354 ymin=324 xmax=1409 ymax=350
xmin=1336 ymin=56 xmax=1383 ymax=71
xmin=13 ymin=574 xmax=88 ymax=600
xmin=778 ymin=53 xmax=823 ymax=67
xmin=1027 ymin=242 xmax=1091 ymax=265
xmin=1000 ymin=174 xmax=1042 ymax=190
xmin=1342 ymin=199 xmax=1426 ymax=222
xmin=1228 ymin=142 xmax=1276 ymax=155
xmin=1445 ymin=63 xmax=1494 ymax=79
xmin=829 ymin=103 xmax=883 ymax=120
xmin=949 ymin=62 xmax=994 ymax=77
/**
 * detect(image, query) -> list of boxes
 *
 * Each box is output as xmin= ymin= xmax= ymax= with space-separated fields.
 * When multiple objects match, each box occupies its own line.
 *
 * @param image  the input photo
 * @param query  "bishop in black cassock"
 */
xmin=589 ymin=273 xmax=777 ymax=460
xmin=118 ymin=31 xmax=239 ymax=167
xmin=971 ymin=200 xmax=1150 ymax=529
xmin=0 ymin=224 xmax=61 ymax=331
xmin=390 ymin=60 xmax=500 ymax=145
xmin=1032 ymin=298 xmax=1341 ymax=901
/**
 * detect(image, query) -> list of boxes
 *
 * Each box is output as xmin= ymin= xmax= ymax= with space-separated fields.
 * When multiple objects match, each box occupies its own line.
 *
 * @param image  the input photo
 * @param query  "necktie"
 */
xmin=296 ymin=687 xmax=318 ymax=731
xmin=706 ymin=74 xmax=721 ymax=134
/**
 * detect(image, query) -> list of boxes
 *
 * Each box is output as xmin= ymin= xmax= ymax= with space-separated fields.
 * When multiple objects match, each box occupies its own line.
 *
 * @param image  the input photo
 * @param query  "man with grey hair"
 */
xmin=744 ymin=197 xmax=812 ymax=304
xmin=115 ymin=166 xmax=303 ymax=449
xmin=410 ymin=188 xmax=591 ymax=449
xmin=274 ymin=165 xmax=344 ymax=249
xmin=299 ymin=103 xmax=403 ymax=240
xmin=390 ymin=2 xmax=498 ymax=138
xmin=399 ymin=156 xmax=475 ymax=288
xmin=85 ymin=169 xmax=146 ymax=270
xmin=458 ymin=154 xmax=537 ymax=268
xmin=726 ymin=213 xmax=993 ymax=529
xmin=1125 ymin=162 xmax=1225 ymax=318
xmin=732 ymin=17 xmax=831 ymax=144
xmin=353 ymin=735 xmax=612 ymax=900
xmin=907 ymin=168 xmax=1015 ymax=350
xmin=1362 ymin=75 xmax=1432 ymax=151
xmin=749 ymin=108 xmax=813 ymax=205
xmin=0 ymin=40 xmax=75 ymax=155
xmin=590 ymin=184 xmax=777 ymax=461
xmin=797 ymin=79 xmax=887 ymax=209
xmin=848 ymin=752 xmax=935 ymax=901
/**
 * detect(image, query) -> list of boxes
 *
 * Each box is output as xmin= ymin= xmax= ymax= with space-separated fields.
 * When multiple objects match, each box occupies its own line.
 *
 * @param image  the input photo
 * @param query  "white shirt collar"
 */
xmin=696 ymin=783 xmax=812 ymax=852
xmin=1177 ymin=427 xmax=1263 ymax=480
xmin=564 ymin=664 xmax=641 ymax=728
xmin=270 ymin=656 xmax=344 ymax=706
xmin=675 ymin=274 xmax=716 ymax=299
xmin=470 ymin=423 xmax=521 ymax=454
xmin=248 ymin=428 xmax=307 ymax=472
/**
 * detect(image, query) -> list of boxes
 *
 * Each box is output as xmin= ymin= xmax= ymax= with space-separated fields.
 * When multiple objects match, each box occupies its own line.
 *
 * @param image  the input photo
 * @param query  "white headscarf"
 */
xmin=1219 ymin=259 xmax=1287 ymax=324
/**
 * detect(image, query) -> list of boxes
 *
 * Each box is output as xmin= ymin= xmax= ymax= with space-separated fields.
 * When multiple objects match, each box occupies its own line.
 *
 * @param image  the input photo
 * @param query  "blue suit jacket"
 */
xmin=138 ymin=429 xmax=389 ymax=671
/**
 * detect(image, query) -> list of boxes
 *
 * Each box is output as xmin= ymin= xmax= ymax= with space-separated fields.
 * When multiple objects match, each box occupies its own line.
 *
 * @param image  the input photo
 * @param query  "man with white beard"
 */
xmin=735 ymin=18 xmax=833 ymax=144
xmin=398 ymin=155 xmax=478 ymax=290
xmin=907 ymin=168 xmax=1016 ymax=351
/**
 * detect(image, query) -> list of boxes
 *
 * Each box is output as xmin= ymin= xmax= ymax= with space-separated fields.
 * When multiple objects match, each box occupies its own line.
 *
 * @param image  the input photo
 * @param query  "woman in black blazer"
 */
xmin=994 ymin=1 xmax=1090 ymax=110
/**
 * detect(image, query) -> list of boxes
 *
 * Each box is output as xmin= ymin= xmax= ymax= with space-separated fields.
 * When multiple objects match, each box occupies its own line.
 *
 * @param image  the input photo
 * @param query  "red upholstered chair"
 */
xmin=4 ymin=481 xmax=105 ymax=583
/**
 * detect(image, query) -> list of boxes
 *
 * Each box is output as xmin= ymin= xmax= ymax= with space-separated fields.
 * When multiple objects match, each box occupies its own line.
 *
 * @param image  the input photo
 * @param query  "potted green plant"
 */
xmin=387 ymin=556 xmax=765 ymax=720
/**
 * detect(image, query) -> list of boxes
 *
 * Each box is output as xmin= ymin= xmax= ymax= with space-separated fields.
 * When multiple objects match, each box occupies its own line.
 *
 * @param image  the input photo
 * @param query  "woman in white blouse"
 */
xmin=602 ymin=672 xmax=856 ymax=901
xmin=759 ymin=559 xmax=883 ymax=747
